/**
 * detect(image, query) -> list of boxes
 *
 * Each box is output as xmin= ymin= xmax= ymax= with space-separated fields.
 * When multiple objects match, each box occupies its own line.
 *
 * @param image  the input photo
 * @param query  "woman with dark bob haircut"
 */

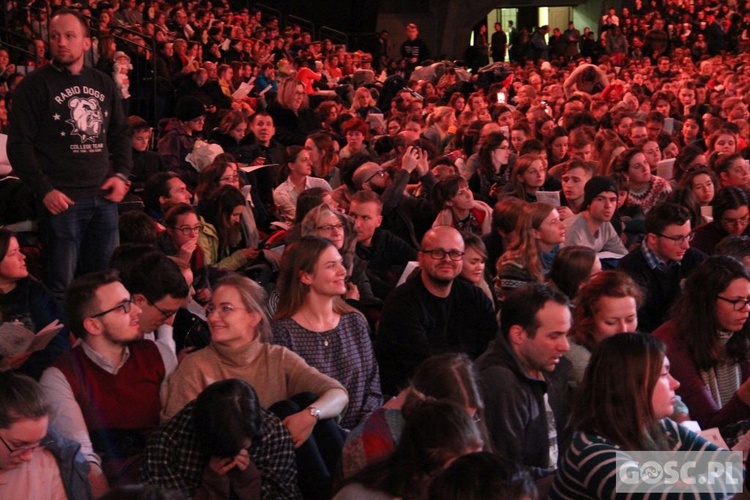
xmin=552 ymin=334 xmax=731 ymax=498
xmin=654 ymin=256 xmax=750 ymax=436
xmin=0 ymin=228 xmax=69 ymax=379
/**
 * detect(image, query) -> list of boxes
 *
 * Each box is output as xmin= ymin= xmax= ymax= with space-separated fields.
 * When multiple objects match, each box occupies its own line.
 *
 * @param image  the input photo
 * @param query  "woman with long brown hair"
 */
xmin=552 ymin=334 xmax=728 ymax=498
xmin=272 ymin=236 xmax=381 ymax=430
xmin=495 ymin=202 xmax=565 ymax=303
xmin=305 ymin=131 xmax=341 ymax=187
xmin=654 ymin=256 xmax=750 ymax=435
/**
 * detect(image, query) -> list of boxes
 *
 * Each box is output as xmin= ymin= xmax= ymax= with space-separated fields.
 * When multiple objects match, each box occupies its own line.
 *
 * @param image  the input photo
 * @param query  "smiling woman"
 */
xmin=272 ymin=236 xmax=382 ymax=430
xmin=161 ymin=273 xmax=349 ymax=498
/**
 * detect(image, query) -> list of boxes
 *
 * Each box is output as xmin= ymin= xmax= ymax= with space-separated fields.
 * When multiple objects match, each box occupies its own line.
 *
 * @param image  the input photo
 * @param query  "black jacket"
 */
xmin=476 ymin=335 xmax=573 ymax=479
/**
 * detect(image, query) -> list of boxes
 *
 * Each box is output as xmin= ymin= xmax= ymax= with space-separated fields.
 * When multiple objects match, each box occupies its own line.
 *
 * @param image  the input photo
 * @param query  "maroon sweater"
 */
xmin=54 ymin=340 xmax=165 ymax=456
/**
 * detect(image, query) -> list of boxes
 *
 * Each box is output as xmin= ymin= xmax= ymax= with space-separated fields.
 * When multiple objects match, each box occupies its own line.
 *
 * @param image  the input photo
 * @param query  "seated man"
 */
xmin=111 ymin=250 xmax=189 ymax=356
xmin=0 ymin=371 xmax=90 ymax=499
xmin=141 ymin=379 xmax=299 ymax=499
xmin=477 ymin=283 xmax=572 ymax=479
xmin=557 ymin=160 xmax=594 ymax=220
xmin=348 ymin=190 xmax=417 ymax=299
xmin=40 ymin=270 xmax=178 ymax=491
xmin=142 ymin=171 xmax=192 ymax=225
xmin=563 ymin=176 xmax=628 ymax=258
xmin=244 ymin=111 xmax=286 ymax=229
xmin=618 ymin=202 xmax=707 ymax=332
xmin=376 ymin=226 xmax=496 ymax=395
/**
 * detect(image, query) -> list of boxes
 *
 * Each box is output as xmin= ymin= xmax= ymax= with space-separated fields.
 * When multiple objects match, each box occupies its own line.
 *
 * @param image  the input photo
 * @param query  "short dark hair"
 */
xmin=500 ymin=283 xmax=569 ymax=339
xmin=65 ymin=270 xmax=121 ymax=339
xmin=0 ymin=371 xmax=50 ymax=429
xmin=716 ymin=235 xmax=750 ymax=262
xmin=143 ymin=172 xmax=181 ymax=212
xmin=644 ymin=202 xmax=691 ymax=235
xmin=193 ymin=379 xmax=263 ymax=458
xmin=712 ymin=186 xmax=749 ymax=223
xmin=119 ymin=211 xmax=158 ymax=246
xmin=115 ymin=251 xmax=189 ymax=303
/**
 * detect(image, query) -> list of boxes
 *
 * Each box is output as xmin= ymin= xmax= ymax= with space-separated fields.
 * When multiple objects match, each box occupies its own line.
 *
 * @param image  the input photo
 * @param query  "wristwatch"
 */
xmin=307 ymin=406 xmax=321 ymax=420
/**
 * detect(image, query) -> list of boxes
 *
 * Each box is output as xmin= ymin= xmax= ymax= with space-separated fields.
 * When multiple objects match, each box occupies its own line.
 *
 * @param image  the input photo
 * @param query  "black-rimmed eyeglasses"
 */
xmin=420 ymin=249 xmax=465 ymax=261
xmin=90 ymin=297 xmax=133 ymax=318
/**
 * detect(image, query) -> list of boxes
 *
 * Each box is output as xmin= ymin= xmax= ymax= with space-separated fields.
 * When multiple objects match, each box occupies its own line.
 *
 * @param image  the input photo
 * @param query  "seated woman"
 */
xmin=547 ymin=246 xmax=600 ymax=302
xmin=333 ymin=399 xmax=484 ymax=500
xmin=340 ymin=352 xmax=491 ymax=480
xmin=273 ymin=146 xmax=332 ymax=224
xmin=495 ymin=202 xmax=565 ymax=304
xmin=551 ymin=334 xmax=730 ymax=499
xmin=272 ymin=236 xmax=382 ymax=430
xmin=460 ymin=233 xmax=495 ymax=306
xmin=678 ymin=167 xmax=715 ymax=208
xmin=468 ymin=132 xmax=512 ymax=203
xmin=566 ymin=270 xmax=643 ymax=386
xmin=207 ymin=110 xmax=254 ymax=163
xmin=613 ymin=148 xmax=671 ymax=214
xmin=654 ymin=256 xmax=750 ymax=439
xmin=432 ymin=177 xmax=493 ymax=236
xmin=298 ymin=204 xmax=376 ymax=306
xmin=502 ymin=154 xmax=548 ymax=203
xmin=161 ymin=274 xmax=348 ymax=497
xmin=199 ymin=185 xmax=262 ymax=272
xmin=0 ymin=229 xmax=69 ymax=379
xmin=305 ymin=131 xmax=341 ymax=188
xmin=691 ymin=186 xmax=750 ymax=255
xmin=158 ymin=204 xmax=212 ymax=302
xmin=143 ymin=379 xmax=300 ymax=499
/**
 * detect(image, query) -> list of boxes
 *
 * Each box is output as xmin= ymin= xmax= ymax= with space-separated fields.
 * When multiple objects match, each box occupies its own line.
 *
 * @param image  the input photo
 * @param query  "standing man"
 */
xmin=491 ymin=22 xmax=508 ymax=62
xmin=400 ymin=23 xmax=430 ymax=76
xmin=507 ymin=20 xmax=518 ymax=62
xmin=8 ymin=9 xmax=132 ymax=302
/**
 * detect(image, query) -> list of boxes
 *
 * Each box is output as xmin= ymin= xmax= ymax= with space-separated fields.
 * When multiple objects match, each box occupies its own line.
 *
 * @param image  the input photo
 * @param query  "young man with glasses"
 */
xmin=619 ymin=202 xmax=707 ymax=333
xmin=376 ymin=226 xmax=496 ymax=395
xmin=112 ymin=251 xmax=190 ymax=356
xmin=40 ymin=270 xmax=178 ymax=496
xmin=0 ymin=371 xmax=90 ymax=499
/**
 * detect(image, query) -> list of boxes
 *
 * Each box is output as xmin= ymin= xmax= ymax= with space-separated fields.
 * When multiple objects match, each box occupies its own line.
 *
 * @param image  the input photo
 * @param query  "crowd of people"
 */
xmin=4 ymin=0 xmax=750 ymax=499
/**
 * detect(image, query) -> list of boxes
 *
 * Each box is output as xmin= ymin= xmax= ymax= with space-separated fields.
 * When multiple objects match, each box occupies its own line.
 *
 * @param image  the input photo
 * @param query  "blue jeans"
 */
xmin=40 ymin=195 xmax=119 ymax=301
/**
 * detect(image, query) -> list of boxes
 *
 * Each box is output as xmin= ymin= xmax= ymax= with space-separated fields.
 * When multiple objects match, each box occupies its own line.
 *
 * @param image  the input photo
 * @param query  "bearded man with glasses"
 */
xmin=375 ymin=226 xmax=497 ymax=395
xmin=39 ymin=270 xmax=178 ymax=497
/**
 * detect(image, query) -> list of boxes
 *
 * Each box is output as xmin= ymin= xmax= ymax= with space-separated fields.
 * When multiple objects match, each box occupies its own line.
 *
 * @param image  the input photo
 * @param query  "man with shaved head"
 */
xmin=375 ymin=226 xmax=497 ymax=395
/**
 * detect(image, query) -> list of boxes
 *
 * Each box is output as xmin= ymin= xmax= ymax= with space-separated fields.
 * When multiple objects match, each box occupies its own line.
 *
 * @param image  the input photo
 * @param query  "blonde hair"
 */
xmin=276 ymin=78 xmax=309 ymax=111
xmin=214 ymin=274 xmax=272 ymax=343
